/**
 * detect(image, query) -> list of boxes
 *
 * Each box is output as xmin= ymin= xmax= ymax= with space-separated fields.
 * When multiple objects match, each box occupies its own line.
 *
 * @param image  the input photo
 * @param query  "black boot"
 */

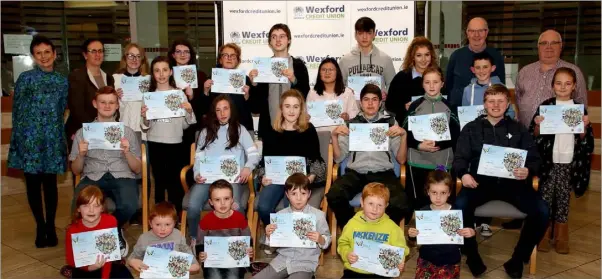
xmin=35 ymin=226 xmax=47 ymax=248
xmin=503 ymin=257 xmax=524 ymax=278
xmin=466 ymin=255 xmax=487 ymax=277
xmin=46 ymin=223 xmax=58 ymax=247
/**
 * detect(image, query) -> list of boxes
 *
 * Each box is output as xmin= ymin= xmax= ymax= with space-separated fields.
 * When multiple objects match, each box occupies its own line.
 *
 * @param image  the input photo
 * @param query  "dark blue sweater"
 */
xmin=445 ymin=46 xmax=505 ymax=108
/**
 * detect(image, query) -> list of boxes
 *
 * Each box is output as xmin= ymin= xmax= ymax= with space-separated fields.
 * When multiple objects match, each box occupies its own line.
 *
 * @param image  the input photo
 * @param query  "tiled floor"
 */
xmin=1 ymin=182 xmax=600 ymax=279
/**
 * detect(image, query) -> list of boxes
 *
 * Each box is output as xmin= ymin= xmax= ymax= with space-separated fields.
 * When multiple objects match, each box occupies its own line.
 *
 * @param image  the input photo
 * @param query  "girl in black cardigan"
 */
xmin=530 ymin=67 xmax=594 ymax=254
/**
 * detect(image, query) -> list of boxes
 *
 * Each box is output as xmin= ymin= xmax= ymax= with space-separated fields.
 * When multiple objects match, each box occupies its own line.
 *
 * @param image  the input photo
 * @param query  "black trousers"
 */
xmin=342 ymin=270 xmax=388 ymax=279
xmin=147 ymin=141 xmax=185 ymax=214
xmin=326 ymin=169 xmax=410 ymax=228
xmin=24 ymin=173 xmax=58 ymax=229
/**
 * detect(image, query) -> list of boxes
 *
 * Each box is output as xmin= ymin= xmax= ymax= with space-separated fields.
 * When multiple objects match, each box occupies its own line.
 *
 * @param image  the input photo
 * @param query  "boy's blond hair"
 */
xmin=361 ymin=182 xmax=390 ymax=204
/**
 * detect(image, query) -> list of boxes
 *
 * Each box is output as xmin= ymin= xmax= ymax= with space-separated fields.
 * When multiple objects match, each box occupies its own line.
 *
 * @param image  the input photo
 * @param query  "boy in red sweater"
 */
xmin=65 ymin=185 xmax=133 ymax=279
xmin=197 ymin=179 xmax=253 ymax=279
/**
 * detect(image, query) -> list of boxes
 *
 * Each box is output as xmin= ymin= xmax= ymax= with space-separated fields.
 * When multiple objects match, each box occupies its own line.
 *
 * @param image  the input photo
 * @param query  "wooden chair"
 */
xmin=179 ymin=143 xmax=256 ymax=239
xmin=329 ymin=159 xmax=406 ymax=257
xmin=455 ymin=176 xmax=539 ymax=275
xmin=250 ymin=130 xmax=333 ymax=265
xmin=74 ymin=143 xmax=149 ymax=232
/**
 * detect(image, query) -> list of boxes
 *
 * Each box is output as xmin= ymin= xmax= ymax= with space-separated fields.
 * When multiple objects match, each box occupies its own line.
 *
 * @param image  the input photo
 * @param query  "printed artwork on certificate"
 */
xmin=307 ymin=100 xmax=344 ymax=127
xmin=415 ymin=210 xmax=464 ymax=245
xmin=539 ymin=104 xmax=585 ymax=134
xmin=82 ymin=122 xmax=124 ymax=150
xmin=349 ymin=123 xmax=389 ymax=152
xmin=408 ymin=113 xmax=451 ymax=141
xmin=173 ymin=65 xmax=198 ymax=89
xmin=253 ymin=57 xmax=289 ymax=83
xmin=457 ymin=105 xmax=486 ymax=130
xmin=477 ymin=144 xmax=528 ymax=179
xmin=264 ymin=156 xmax=307 ymax=185
xmin=195 ymin=155 xmax=241 ymax=183
xmin=143 ymin=90 xmax=187 ymax=120
xmin=203 ymin=236 xmax=250 ymax=268
xmin=120 ymin=76 xmax=151 ymax=101
xmin=140 ymin=247 xmax=193 ymax=279
xmin=351 ymin=239 xmax=404 ymax=277
xmin=269 ymin=213 xmax=317 ymax=248
xmin=210 ymin=68 xmax=246 ymax=94
xmin=348 ymin=76 xmax=382 ymax=100
xmin=71 ymin=228 xmax=121 ymax=267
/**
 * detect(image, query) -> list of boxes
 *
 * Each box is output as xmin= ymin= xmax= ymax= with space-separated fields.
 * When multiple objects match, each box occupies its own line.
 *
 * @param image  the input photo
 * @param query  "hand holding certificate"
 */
xmin=349 ymin=123 xmax=389 ymax=151
xmin=408 ymin=113 xmax=451 ymax=141
xmin=203 ymin=236 xmax=251 ymax=268
xmin=477 ymin=144 xmax=528 ymax=179
xmin=253 ymin=57 xmax=289 ymax=83
xmin=173 ymin=65 xmax=198 ymax=89
xmin=140 ymin=247 xmax=193 ymax=278
xmin=348 ymin=76 xmax=382 ymax=100
xmin=458 ymin=105 xmax=486 ymax=130
xmin=307 ymin=100 xmax=344 ymax=127
xmin=121 ymin=76 xmax=151 ymax=101
xmin=71 ymin=228 xmax=121 ymax=268
xmin=195 ymin=154 xmax=241 ymax=183
xmin=264 ymin=156 xmax=306 ymax=185
xmin=415 ymin=210 xmax=464 ymax=245
xmin=269 ymin=213 xmax=317 ymax=248
xmin=83 ymin=122 xmax=124 ymax=150
xmin=351 ymin=239 xmax=405 ymax=277
xmin=143 ymin=90 xmax=187 ymax=120
xmin=539 ymin=104 xmax=584 ymax=134
xmin=210 ymin=68 xmax=246 ymax=94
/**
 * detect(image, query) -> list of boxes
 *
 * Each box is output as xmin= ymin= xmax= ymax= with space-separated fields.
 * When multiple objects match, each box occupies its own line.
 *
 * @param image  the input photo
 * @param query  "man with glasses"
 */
xmin=515 ymin=29 xmax=588 ymax=128
xmin=445 ymin=17 xmax=506 ymax=110
xmin=339 ymin=17 xmax=396 ymax=100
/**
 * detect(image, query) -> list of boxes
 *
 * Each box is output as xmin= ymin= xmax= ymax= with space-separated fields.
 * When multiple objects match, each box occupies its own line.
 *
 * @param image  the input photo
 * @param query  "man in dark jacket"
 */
xmin=453 ymin=85 xmax=549 ymax=278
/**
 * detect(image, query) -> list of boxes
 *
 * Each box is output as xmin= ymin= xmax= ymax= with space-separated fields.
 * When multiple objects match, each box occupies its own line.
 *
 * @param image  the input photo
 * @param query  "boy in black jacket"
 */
xmin=453 ymin=84 xmax=548 ymax=278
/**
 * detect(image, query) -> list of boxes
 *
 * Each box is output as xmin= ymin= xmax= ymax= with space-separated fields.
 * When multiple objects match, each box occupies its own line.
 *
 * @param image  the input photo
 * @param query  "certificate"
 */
xmin=140 ymin=247 xmax=193 ymax=278
xmin=457 ymin=105 xmax=486 ymax=130
xmin=539 ymin=104 xmax=585 ymax=134
xmin=410 ymin=95 xmax=447 ymax=102
xmin=307 ymin=100 xmax=344 ymax=127
xmin=347 ymin=76 xmax=382 ymax=100
xmin=210 ymin=68 xmax=246 ymax=94
xmin=143 ymin=90 xmax=187 ymax=120
xmin=71 ymin=228 xmax=121 ymax=268
xmin=195 ymin=154 xmax=240 ymax=183
xmin=408 ymin=113 xmax=451 ymax=141
xmin=349 ymin=123 xmax=389 ymax=152
xmin=82 ymin=122 xmax=124 ymax=150
xmin=477 ymin=144 xmax=528 ymax=179
xmin=351 ymin=239 xmax=404 ymax=277
xmin=173 ymin=65 xmax=198 ymax=89
xmin=121 ymin=76 xmax=151 ymax=101
xmin=269 ymin=213 xmax=316 ymax=248
xmin=253 ymin=57 xmax=289 ymax=83
xmin=415 ymin=210 xmax=464 ymax=245
xmin=203 ymin=236 xmax=250 ymax=268
xmin=264 ymin=156 xmax=306 ymax=185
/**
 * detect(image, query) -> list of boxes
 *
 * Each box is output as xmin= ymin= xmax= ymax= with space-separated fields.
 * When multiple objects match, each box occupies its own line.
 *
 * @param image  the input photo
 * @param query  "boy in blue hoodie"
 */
xmin=461 ymin=52 xmax=515 ymax=119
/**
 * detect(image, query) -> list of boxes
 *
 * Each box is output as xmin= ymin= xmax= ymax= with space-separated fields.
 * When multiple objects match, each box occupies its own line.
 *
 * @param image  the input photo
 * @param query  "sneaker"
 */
xmin=60 ymin=265 xmax=73 ymax=278
xmin=190 ymin=238 xmax=197 ymax=257
xmin=479 ymin=224 xmax=493 ymax=237
xmin=118 ymin=228 xmax=129 ymax=257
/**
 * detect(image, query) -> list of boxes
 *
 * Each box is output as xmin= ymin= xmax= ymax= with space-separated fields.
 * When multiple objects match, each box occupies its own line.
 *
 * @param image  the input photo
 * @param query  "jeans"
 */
xmin=455 ymin=184 xmax=550 ymax=262
xmin=72 ymin=173 xmax=139 ymax=228
xmin=257 ymin=184 xmax=289 ymax=225
xmin=187 ymin=182 xmax=246 ymax=238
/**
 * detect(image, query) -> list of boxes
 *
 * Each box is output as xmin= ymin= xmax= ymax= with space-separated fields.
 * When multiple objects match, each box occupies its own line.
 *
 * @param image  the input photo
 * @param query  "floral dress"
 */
xmin=8 ymin=67 xmax=68 ymax=174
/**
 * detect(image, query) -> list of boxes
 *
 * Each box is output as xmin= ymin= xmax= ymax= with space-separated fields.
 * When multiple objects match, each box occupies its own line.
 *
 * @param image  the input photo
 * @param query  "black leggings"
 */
xmin=147 ymin=141 xmax=185 ymax=214
xmin=24 ymin=173 xmax=58 ymax=229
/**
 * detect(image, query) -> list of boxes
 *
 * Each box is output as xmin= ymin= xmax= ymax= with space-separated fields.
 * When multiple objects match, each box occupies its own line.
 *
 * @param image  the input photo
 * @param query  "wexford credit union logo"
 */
xmin=374 ymin=27 xmax=410 ymax=44
xmin=293 ymin=4 xmax=345 ymax=20
xmin=229 ymin=30 xmax=269 ymax=45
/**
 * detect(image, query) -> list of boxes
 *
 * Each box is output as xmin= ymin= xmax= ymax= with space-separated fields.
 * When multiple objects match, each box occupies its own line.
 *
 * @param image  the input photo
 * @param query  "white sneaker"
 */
xmin=260 ymin=234 xmax=273 ymax=255
xmin=118 ymin=228 xmax=129 ymax=257
xmin=479 ymin=224 xmax=493 ymax=237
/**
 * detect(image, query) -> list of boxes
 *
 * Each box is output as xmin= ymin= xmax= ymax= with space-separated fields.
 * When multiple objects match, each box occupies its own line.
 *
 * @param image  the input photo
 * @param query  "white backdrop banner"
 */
xmin=220 ymin=1 xmax=414 ymax=88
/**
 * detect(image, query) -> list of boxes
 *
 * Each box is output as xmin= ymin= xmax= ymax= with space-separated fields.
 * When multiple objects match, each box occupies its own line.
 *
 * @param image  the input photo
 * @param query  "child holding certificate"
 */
xmin=408 ymin=169 xmax=475 ymax=279
xmin=196 ymin=180 xmax=253 ymax=279
xmin=254 ymin=173 xmax=331 ymax=279
xmin=338 ymin=183 xmax=409 ymax=278
xmin=65 ymin=185 xmax=133 ymax=279
xmin=141 ymin=56 xmax=196 ymax=215
xmin=127 ymin=202 xmax=200 ymax=274
xmin=530 ymin=67 xmax=594 ymax=254
xmin=403 ymin=67 xmax=460 ymax=215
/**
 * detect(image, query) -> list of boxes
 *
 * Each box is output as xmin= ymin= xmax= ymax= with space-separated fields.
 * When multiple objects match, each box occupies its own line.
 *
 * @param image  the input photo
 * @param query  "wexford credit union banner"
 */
xmin=220 ymin=1 xmax=414 ymax=89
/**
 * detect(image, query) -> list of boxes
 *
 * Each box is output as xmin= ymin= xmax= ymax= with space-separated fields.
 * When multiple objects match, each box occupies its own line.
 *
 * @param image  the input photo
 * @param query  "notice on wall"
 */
xmin=3 ymin=34 xmax=33 ymax=55
xmin=104 ymin=44 xmax=122 ymax=61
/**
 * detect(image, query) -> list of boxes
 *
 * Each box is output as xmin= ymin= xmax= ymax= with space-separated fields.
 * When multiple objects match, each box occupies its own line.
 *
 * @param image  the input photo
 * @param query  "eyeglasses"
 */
xmin=175 ymin=50 xmax=190 ymax=56
xmin=220 ymin=53 xmax=237 ymax=60
xmin=320 ymin=68 xmax=336 ymax=73
xmin=87 ymin=49 xmax=104 ymax=55
xmin=538 ymin=41 xmax=562 ymax=47
xmin=467 ymin=29 xmax=488 ymax=35
xmin=126 ymin=54 xmax=142 ymax=61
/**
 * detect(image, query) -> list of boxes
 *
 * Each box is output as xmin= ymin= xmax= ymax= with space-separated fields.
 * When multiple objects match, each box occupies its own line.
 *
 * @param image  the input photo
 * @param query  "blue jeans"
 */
xmin=187 ymin=182 xmax=246 ymax=238
xmin=257 ymin=184 xmax=289 ymax=225
xmin=72 ymin=173 xmax=139 ymax=228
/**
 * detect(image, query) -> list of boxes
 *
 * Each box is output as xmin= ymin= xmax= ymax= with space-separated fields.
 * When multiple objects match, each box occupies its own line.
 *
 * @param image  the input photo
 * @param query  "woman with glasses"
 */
xmin=65 ymin=38 xmax=115 ymax=149
xmin=306 ymin=58 xmax=359 ymax=132
xmin=8 ymin=35 xmax=68 ymax=248
xmin=202 ymin=43 xmax=254 ymax=131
